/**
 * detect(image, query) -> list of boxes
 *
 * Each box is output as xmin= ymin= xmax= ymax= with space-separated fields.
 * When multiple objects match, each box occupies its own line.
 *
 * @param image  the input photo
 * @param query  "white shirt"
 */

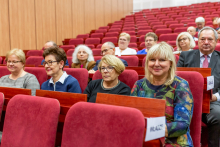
xmin=193 ymin=37 xmax=198 ymax=41
xmin=49 ymin=71 xmax=69 ymax=90
xmin=115 ymin=47 xmax=137 ymax=56
xmin=173 ymin=49 xmax=193 ymax=54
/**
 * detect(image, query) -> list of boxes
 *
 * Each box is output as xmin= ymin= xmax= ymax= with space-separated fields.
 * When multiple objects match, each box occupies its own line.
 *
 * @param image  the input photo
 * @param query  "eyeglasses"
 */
xmin=199 ymin=38 xmax=214 ymax=43
xmin=119 ymin=38 xmax=127 ymax=42
xmin=178 ymin=37 xmax=188 ymax=42
xmin=101 ymin=48 xmax=113 ymax=55
xmin=99 ymin=66 xmax=114 ymax=72
xmin=7 ymin=60 xmax=22 ymax=64
xmin=43 ymin=61 xmax=58 ymax=66
xmin=145 ymin=39 xmax=154 ymax=42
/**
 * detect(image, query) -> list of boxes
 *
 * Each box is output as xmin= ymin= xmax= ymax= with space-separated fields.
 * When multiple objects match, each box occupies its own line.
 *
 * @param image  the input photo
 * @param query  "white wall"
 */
xmin=133 ymin=0 xmax=220 ymax=11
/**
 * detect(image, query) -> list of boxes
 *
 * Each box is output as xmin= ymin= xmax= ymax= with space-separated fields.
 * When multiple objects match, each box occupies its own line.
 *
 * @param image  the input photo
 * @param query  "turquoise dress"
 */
xmin=131 ymin=76 xmax=194 ymax=147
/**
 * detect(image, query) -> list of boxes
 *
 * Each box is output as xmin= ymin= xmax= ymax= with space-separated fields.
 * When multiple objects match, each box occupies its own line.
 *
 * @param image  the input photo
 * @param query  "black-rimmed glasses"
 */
xmin=43 ymin=61 xmax=59 ymax=66
xmin=99 ymin=66 xmax=114 ymax=72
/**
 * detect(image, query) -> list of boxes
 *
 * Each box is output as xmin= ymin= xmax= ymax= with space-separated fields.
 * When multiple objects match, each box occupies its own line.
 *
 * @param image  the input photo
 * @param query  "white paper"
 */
xmin=145 ymin=116 xmax=165 ymax=142
xmin=207 ymin=76 xmax=214 ymax=91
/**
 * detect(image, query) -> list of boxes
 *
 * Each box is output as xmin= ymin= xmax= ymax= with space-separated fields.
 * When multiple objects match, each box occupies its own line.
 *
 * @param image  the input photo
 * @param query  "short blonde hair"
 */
xmin=119 ymin=32 xmax=131 ymax=42
xmin=176 ymin=32 xmax=196 ymax=51
xmin=98 ymin=55 xmax=125 ymax=74
xmin=6 ymin=48 xmax=26 ymax=64
xmin=145 ymin=42 xmax=176 ymax=86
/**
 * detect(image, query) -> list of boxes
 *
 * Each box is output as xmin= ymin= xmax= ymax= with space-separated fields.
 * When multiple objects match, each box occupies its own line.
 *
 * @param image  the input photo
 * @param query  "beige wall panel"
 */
xmin=35 ymin=0 xmax=56 ymax=49
xmin=9 ymin=0 xmax=36 ymax=50
xmin=72 ymin=0 xmax=85 ymax=38
xmin=95 ymin=0 xmax=105 ymax=29
xmin=0 ymin=0 xmax=10 ymax=56
xmin=84 ymin=0 xmax=96 ymax=34
xmin=123 ymin=0 xmax=128 ymax=16
xmin=104 ymin=0 xmax=112 ymax=25
xmin=56 ymin=0 xmax=73 ymax=45
xmin=128 ymin=0 xmax=133 ymax=14
xmin=111 ymin=0 xmax=118 ymax=23
xmin=117 ymin=0 xmax=124 ymax=20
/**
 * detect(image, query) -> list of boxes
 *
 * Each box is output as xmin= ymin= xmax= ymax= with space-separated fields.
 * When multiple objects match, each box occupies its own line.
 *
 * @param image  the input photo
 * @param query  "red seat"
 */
xmin=167 ymin=41 xmax=176 ymax=47
xmin=0 ymin=66 xmax=10 ymax=77
xmin=26 ymin=50 xmax=43 ymax=56
xmin=169 ymin=24 xmax=185 ymax=31
xmin=25 ymin=67 xmax=48 ymax=86
xmin=118 ymin=56 xmax=139 ymax=67
xmin=102 ymin=37 xmax=118 ymax=44
xmin=105 ymin=32 xmax=119 ymax=37
xmin=60 ymin=45 xmax=75 ymax=50
xmin=173 ymin=27 xmax=188 ymax=33
xmin=69 ymin=38 xmax=84 ymax=46
xmin=85 ymin=38 xmax=100 ymax=45
xmin=159 ymin=33 xmax=178 ymax=41
xmin=1 ymin=94 xmax=60 ymax=147
xmin=152 ymin=25 xmax=167 ymax=31
xmin=175 ymin=17 xmax=188 ymax=23
xmin=128 ymin=43 xmax=137 ymax=48
xmin=111 ymin=25 xmax=122 ymax=28
xmin=108 ymin=28 xmax=121 ymax=32
xmin=165 ymin=21 xmax=178 ymax=27
xmin=139 ymin=42 xmax=145 ymax=48
xmin=155 ymin=28 xmax=172 ymax=36
xmin=90 ymin=33 xmax=104 ymax=38
xmin=94 ymin=56 xmax=102 ymax=61
xmin=61 ymin=102 xmax=145 ymax=147
xmin=137 ymin=26 xmax=151 ymax=30
xmin=64 ymin=68 xmax=88 ymax=92
xmin=138 ymin=35 xmax=145 ymax=42
xmin=26 ymin=56 xmax=44 ymax=67
xmin=98 ymin=26 xmax=109 ymax=30
xmin=123 ymin=31 xmax=136 ymax=36
xmin=95 ymin=29 xmax=108 ymax=33
xmin=66 ymin=49 xmax=75 ymax=56
xmin=187 ymin=22 xmax=197 ymax=27
xmin=176 ymin=71 xmax=203 ymax=147
xmin=0 ymin=56 xmax=2 ymax=64
xmin=150 ymin=22 xmax=163 ymax=26
xmin=0 ymin=92 xmax=4 ymax=120
xmin=67 ymin=57 xmax=73 ymax=67
xmin=122 ymin=28 xmax=135 ymax=31
xmin=96 ymin=44 xmax=102 ymax=49
xmin=92 ymin=49 xmax=101 ymax=56
xmin=130 ymin=36 xmax=137 ymax=43
xmin=76 ymin=34 xmax=89 ymax=39
xmin=137 ymin=29 xmax=153 ymax=36
xmin=86 ymin=44 xmax=95 ymax=49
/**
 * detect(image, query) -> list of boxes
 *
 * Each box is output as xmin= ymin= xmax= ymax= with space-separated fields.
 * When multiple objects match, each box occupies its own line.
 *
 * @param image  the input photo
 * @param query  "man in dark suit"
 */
xmin=177 ymin=26 xmax=220 ymax=147
xmin=88 ymin=42 xmax=128 ymax=73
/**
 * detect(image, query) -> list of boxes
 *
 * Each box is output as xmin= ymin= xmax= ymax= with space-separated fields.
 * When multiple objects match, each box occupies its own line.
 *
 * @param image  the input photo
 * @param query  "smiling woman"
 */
xmin=131 ymin=42 xmax=194 ymax=147
xmin=0 ymin=49 xmax=40 ymax=95
xmin=84 ymin=55 xmax=131 ymax=103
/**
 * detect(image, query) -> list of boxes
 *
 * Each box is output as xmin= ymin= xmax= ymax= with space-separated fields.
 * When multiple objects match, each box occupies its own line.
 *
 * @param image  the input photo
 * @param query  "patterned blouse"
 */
xmin=131 ymin=76 xmax=194 ymax=147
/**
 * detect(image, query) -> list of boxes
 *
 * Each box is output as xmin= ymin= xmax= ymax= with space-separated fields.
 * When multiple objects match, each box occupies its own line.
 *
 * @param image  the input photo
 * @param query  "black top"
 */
xmin=83 ymin=79 xmax=131 ymax=102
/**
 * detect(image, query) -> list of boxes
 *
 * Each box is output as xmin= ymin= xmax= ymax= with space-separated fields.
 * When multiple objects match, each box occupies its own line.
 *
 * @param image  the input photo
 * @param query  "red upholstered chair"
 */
xmin=64 ymin=68 xmax=88 ymax=92
xmin=92 ymin=49 xmax=101 ymax=56
xmin=102 ymin=37 xmax=118 ymax=44
xmin=66 ymin=49 xmax=75 ymax=56
xmin=128 ymin=43 xmax=137 ymax=48
xmin=105 ymin=32 xmax=119 ymax=37
xmin=118 ymin=56 xmax=139 ymax=67
xmin=94 ymin=56 xmax=102 ymax=61
xmin=167 ymin=41 xmax=176 ymax=47
xmin=165 ymin=21 xmax=178 ymax=27
xmin=90 ymin=33 xmax=104 ymax=38
xmin=60 ymin=45 xmax=75 ymax=50
xmin=69 ymin=38 xmax=84 ymax=46
xmin=67 ymin=57 xmax=72 ymax=67
xmin=139 ymin=35 xmax=145 ymax=42
xmin=130 ymin=36 xmax=137 ymax=43
xmin=111 ymin=25 xmax=122 ymax=28
xmin=76 ymin=34 xmax=89 ymax=39
xmin=24 ymin=67 xmax=48 ymax=86
xmin=152 ymin=25 xmax=167 ymax=31
xmin=86 ymin=44 xmax=95 ymax=49
xmin=96 ymin=44 xmax=102 ymax=49
xmin=173 ymin=27 xmax=187 ymax=33
xmin=139 ymin=42 xmax=145 ymax=48
xmin=98 ymin=26 xmax=109 ymax=30
xmin=1 ymin=94 xmax=60 ymax=147
xmin=0 ymin=66 xmax=10 ymax=77
xmin=187 ymin=22 xmax=197 ymax=27
xmin=137 ymin=30 xmax=153 ymax=36
xmin=215 ymin=44 xmax=220 ymax=51
xmin=95 ymin=29 xmax=108 ymax=33
xmin=122 ymin=28 xmax=135 ymax=31
xmin=93 ymin=70 xmax=138 ymax=89
xmin=0 ymin=56 xmax=3 ymax=64
xmin=159 ymin=33 xmax=178 ymax=42
xmin=169 ymin=24 xmax=185 ymax=30
xmin=61 ymin=102 xmax=145 ymax=147
xmin=108 ymin=28 xmax=121 ymax=32
xmin=174 ymin=54 xmax=179 ymax=64
xmin=85 ymin=38 xmax=100 ymax=45
xmin=123 ymin=31 xmax=136 ymax=36
xmin=26 ymin=50 xmax=43 ymax=56
xmin=176 ymin=71 xmax=203 ymax=147
xmin=0 ymin=92 xmax=4 ymax=120
xmin=26 ymin=56 xmax=44 ymax=67
xmin=137 ymin=26 xmax=151 ymax=30
xmin=155 ymin=28 xmax=172 ymax=36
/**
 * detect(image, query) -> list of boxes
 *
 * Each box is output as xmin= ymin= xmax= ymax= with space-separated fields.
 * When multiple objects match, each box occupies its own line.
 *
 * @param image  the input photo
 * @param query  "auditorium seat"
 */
xmin=0 ymin=56 xmax=3 ymax=64
xmin=98 ymin=26 xmax=109 ymax=30
xmin=137 ymin=26 xmax=151 ymax=30
xmin=61 ymin=102 xmax=145 ymax=147
xmin=1 ymin=94 xmax=60 ymax=147
xmin=152 ymin=25 xmax=167 ymax=31
xmin=105 ymin=32 xmax=119 ymax=37
xmin=167 ymin=41 xmax=176 ymax=47
xmin=90 ymin=33 xmax=104 ymax=38
xmin=86 ymin=44 xmax=95 ymax=49
xmin=69 ymin=38 xmax=84 ymax=46
xmin=102 ymin=37 xmax=118 ymax=44
xmin=26 ymin=50 xmax=43 ymax=56
xmin=165 ymin=21 xmax=178 ymax=27
xmin=159 ymin=33 xmax=178 ymax=41
xmin=169 ymin=24 xmax=185 ymax=31
xmin=128 ymin=43 xmax=137 ymax=48
xmin=92 ymin=49 xmax=101 ymax=56
xmin=124 ymin=31 xmax=136 ymax=36
xmin=95 ymin=29 xmax=108 ymax=33
xmin=130 ymin=36 xmax=137 ymax=43
xmin=60 ymin=45 xmax=75 ymax=50
xmin=76 ymin=34 xmax=89 ymax=39
xmin=155 ymin=28 xmax=172 ymax=36
xmin=0 ymin=92 xmax=4 ymax=120
xmin=173 ymin=27 xmax=188 ymax=33
xmin=67 ymin=57 xmax=73 ymax=67
xmin=85 ymin=38 xmax=100 ymax=45
xmin=118 ymin=56 xmax=139 ymax=67
xmin=26 ymin=56 xmax=44 ymax=67
xmin=139 ymin=35 xmax=145 ymax=42
xmin=122 ymin=28 xmax=135 ymax=31
xmin=94 ymin=56 xmax=102 ymax=61
xmin=64 ymin=68 xmax=88 ymax=92
xmin=93 ymin=70 xmax=138 ymax=89
xmin=25 ymin=67 xmax=48 ymax=86
xmin=66 ymin=49 xmax=75 ymax=56
xmin=137 ymin=30 xmax=153 ymax=36
xmin=108 ymin=28 xmax=121 ymax=32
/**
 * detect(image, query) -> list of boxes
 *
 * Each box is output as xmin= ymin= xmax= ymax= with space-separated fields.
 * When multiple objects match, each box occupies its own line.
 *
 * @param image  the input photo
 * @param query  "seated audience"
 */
xmin=41 ymin=41 xmax=69 ymax=66
xmin=71 ymin=45 xmax=96 ymax=70
xmin=115 ymin=32 xmax=137 ymax=56
xmin=137 ymin=32 xmax=158 ymax=54
xmin=0 ymin=49 xmax=40 ymax=95
xmin=41 ymin=46 xmax=81 ymax=93
xmin=131 ymin=42 xmax=193 ymax=147
xmin=173 ymin=32 xmax=196 ymax=54
xmin=84 ymin=55 xmax=131 ymax=103
xmin=89 ymin=42 xmax=128 ymax=73
xmin=195 ymin=17 xmax=205 ymax=32
xmin=213 ymin=17 xmax=219 ymax=30
xmin=187 ymin=26 xmax=198 ymax=41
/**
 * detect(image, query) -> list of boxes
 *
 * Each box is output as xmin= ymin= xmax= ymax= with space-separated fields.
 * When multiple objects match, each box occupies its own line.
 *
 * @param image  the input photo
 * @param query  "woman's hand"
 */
xmin=165 ymin=125 xmax=168 ymax=137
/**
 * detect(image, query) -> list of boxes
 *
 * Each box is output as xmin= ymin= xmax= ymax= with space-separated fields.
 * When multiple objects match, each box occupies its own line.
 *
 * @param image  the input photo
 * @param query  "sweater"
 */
xmin=71 ymin=61 xmax=96 ymax=71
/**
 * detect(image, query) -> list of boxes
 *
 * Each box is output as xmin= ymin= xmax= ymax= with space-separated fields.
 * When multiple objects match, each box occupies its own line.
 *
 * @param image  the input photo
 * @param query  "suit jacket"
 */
xmin=177 ymin=49 xmax=220 ymax=104
xmin=71 ymin=61 xmax=96 ymax=71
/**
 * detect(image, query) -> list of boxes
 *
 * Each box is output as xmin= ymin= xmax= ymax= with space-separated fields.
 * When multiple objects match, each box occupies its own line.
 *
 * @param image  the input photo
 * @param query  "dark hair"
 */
xmin=145 ymin=32 xmax=158 ymax=41
xmin=43 ymin=46 xmax=67 ymax=69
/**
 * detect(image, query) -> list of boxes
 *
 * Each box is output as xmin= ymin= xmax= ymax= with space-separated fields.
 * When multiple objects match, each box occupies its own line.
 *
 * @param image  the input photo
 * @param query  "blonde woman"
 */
xmin=131 ymin=42 xmax=193 ymax=147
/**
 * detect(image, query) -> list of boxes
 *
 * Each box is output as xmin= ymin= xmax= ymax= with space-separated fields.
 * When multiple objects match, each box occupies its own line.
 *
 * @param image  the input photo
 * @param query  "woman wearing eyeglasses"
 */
xmin=41 ymin=46 xmax=81 ymax=93
xmin=84 ymin=55 xmax=131 ymax=102
xmin=71 ymin=45 xmax=96 ymax=71
xmin=173 ymin=32 xmax=196 ymax=54
xmin=0 ymin=48 xmax=40 ymax=95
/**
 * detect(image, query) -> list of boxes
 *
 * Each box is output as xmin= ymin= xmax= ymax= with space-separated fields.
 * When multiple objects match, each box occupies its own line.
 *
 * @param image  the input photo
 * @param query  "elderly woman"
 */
xmin=84 ymin=55 xmax=131 ymax=103
xmin=41 ymin=46 xmax=81 ymax=93
xmin=115 ymin=32 xmax=137 ymax=56
xmin=71 ymin=45 xmax=96 ymax=70
xmin=0 ymin=49 xmax=40 ymax=95
xmin=195 ymin=17 xmax=205 ymax=32
xmin=131 ymin=42 xmax=193 ymax=147
xmin=173 ymin=32 xmax=196 ymax=54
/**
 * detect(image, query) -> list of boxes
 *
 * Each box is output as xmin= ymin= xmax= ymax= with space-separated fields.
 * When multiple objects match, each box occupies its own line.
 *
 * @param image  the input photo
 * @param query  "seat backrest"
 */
xmin=26 ymin=50 xmax=43 ymax=56
xmin=90 ymin=33 xmax=104 ymax=38
xmin=95 ymin=29 xmax=108 ymax=33
xmin=61 ymin=102 xmax=145 ymax=147
xmin=64 ymin=68 xmax=88 ymax=92
xmin=85 ymin=38 xmax=100 ymax=44
xmin=0 ymin=92 xmax=4 ymax=120
xmin=159 ymin=33 xmax=178 ymax=41
xmin=118 ymin=56 xmax=139 ymax=67
xmin=60 ymin=45 xmax=75 ymax=49
xmin=102 ymin=37 xmax=118 ymax=44
xmin=69 ymin=38 xmax=84 ymax=46
xmin=94 ymin=56 xmax=102 ymax=61
xmin=105 ymin=32 xmax=119 ymax=37
xmin=139 ymin=35 xmax=146 ymax=42
xmin=176 ymin=71 xmax=203 ymax=147
xmin=66 ymin=49 xmax=75 ymax=56
xmin=155 ymin=28 xmax=172 ymax=34
xmin=128 ymin=43 xmax=137 ymax=48
xmin=26 ymin=56 xmax=44 ymax=67
xmin=0 ymin=66 xmax=11 ymax=77
xmin=76 ymin=34 xmax=89 ymax=39
xmin=130 ymin=36 xmax=137 ymax=43
xmin=25 ymin=67 xmax=48 ymax=86
xmin=92 ymin=49 xmax=101 ymax=56
xmin=1 ymin=94 xmax=60 ymax=147
xmin=0 ymin=56 xmax=2 ymax=64
xmin=124 ymin=31 xmax=136 ymax=36
xmin=92 ymin=70 xmax=138 ymax=89
xmin=137 ymin=29 xmax=153 ymax=36
xmin=67 ymin=57 xmax=72 ymax=67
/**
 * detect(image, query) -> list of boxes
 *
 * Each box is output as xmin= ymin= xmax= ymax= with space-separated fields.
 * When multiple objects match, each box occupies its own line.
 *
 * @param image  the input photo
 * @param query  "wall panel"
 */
xmin=56 ymin=0 xmax=73 ymax=45
xmin=104 ymin=0 xmax=112 ymax=25
xmin=95 ymin=0 xmax=105 ymax=29
xmin=84 ymin=0 xmax=96 ymax=33
xmin=72 ymin=0 xmax=85 ymax=38
xmin=35 ymin=0 xmax=56 ymax=49
xmin=9 ymin=0 xmax=36 ymax=50
xmin=0 ymin=0 xmax=10 ymax=56
xmin=117 ymin=0 xmax=124 ymax=20
xmin=111 ymin=0 xmax=118 ymax=23
xmin=128 ymin=0 xmax=133 ymax=14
